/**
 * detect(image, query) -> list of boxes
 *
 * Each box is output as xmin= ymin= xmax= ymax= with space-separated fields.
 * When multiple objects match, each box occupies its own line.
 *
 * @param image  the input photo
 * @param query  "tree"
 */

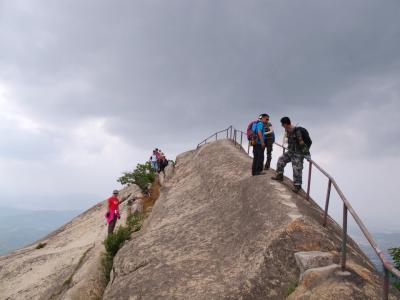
xmin=117 ymin=162 xmax=156 ymax=193
xmin=389 ymin=247 xmax=400 ymax=290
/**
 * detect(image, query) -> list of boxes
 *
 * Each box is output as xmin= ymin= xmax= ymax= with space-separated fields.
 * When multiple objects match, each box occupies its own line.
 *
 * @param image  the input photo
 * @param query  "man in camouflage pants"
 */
xmin=271 ymin=117 xmax=310 ymax=193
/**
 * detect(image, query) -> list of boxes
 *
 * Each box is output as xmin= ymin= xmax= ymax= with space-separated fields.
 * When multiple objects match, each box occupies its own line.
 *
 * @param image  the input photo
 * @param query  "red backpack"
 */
xmin=246 ymin=120 xmax=261 ymax=143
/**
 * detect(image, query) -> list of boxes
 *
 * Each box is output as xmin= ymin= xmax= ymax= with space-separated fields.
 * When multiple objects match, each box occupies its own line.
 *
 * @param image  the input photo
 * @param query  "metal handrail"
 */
xmin=197 ymin=126 xmax=233 ymax=148
xmin=197 ymin=125 xmax=400 ymax=299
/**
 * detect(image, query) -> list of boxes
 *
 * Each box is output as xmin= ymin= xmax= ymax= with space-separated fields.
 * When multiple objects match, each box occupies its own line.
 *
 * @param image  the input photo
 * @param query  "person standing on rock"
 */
xmin=106 ymin=190 xmax=121 ymax=236
xmin=271 ymin=117 xmax=311 ymax=193
xmin=150 ymin=150 xmax=158 ymax=172
xmin=260 ymin=114 xmax=275 ymax=170
xmin=251 ymin=114 xmax=268 ymax=176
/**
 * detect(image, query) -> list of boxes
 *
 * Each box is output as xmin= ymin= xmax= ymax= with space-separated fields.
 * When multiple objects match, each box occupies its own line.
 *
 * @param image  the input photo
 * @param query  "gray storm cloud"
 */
xmin=0 ymin=0 xmax=399 ymax=229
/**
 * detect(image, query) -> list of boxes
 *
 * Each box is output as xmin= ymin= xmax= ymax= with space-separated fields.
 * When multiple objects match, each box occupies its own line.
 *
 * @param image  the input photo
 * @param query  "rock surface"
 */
xmin=0 ymin=184 xmax=141 ymax=300
xmin=288 ymin=261 xmax=399 ymax=300
xmin=104 ymin=140 xmax=397 ymax=299
xmin=294 ymin=251 xmax=336 ymax=278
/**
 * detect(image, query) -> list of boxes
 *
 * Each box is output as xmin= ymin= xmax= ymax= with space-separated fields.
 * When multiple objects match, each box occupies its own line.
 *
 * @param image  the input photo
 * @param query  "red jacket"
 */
xmin=106 ymin=196 xmax=120 ymax=223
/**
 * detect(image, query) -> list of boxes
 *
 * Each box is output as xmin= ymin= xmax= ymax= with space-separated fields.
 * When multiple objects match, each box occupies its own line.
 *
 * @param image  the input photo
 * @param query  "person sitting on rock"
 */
xmin=271 ymin=117 xmax=311 ymax=193
xmin=105 ymin=190 xmax=121 ymax=236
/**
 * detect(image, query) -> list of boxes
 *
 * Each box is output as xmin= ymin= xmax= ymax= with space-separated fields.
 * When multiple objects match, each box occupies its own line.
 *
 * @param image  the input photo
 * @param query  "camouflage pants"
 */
xmin=276 ymin=152 xmax=304 ymax=186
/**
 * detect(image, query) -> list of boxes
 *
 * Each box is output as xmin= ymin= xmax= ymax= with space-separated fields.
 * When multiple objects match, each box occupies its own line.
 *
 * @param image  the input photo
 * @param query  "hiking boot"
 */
xmin=271 ymin=174 xmax=283 ymax=181
xmin=292 ymin=185 xmax=301 ymax=193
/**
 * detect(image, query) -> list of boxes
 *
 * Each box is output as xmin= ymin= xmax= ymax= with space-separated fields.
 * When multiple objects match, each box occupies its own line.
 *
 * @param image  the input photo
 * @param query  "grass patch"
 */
xmin=127 ymin=213 xmax=143 ymax=233
xmin=101 ymin=212 xmax=144 ymax=285
xmin=286 ymin=281 xmax=298 ymax=296
xmin=36 ymin=242 xmax=47 ymax=249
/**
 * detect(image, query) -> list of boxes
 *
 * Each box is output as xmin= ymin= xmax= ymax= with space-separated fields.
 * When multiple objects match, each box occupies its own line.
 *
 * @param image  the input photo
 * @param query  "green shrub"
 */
xmin=101 ymin=252 xmax=114 ymax=284
xmin=117 ymin=162 xmax=156 ymax=193
xmin=104 ymin=226 xmax=131 ymax=257
xmin=127 ymin=212 xmax=143 ymax=233
xmin=389 ymin=247 xmax=400 ymax=290
xmin=36 ymin=242 xmax=47 ymax=249
xmin=286 ymin=281 xmax=298 ymax=296
xmin=101 ymin=212 xmax=144 ymax=285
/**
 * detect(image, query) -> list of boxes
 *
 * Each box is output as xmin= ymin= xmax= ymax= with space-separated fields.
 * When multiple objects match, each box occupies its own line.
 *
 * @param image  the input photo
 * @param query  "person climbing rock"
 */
xmin=105 ymin=190 xmax=121 ymax=236
xmin=271 ymin=117 xmax=311 ymax=193
xmin=260 ymin=114 xmax=275 ymax=170
xmin=251 ymin=114 xmax=268 ymax=176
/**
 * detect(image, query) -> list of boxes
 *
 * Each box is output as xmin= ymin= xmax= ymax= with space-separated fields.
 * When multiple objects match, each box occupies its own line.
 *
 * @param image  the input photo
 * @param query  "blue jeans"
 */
xmin=151 ymin=161 xmax=158 ymax=171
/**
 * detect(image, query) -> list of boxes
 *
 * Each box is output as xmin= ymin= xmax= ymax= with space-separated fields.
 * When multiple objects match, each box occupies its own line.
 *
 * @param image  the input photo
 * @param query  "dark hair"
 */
xmin=260 ymin=113 xmax=269 ymax=118
xmin=280 ymin=117 xmax=291 ymax=125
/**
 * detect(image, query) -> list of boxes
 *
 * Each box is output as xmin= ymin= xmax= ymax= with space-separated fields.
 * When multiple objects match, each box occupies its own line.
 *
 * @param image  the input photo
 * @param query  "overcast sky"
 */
xmin=0 ymin=0 xmax=399 ymax=231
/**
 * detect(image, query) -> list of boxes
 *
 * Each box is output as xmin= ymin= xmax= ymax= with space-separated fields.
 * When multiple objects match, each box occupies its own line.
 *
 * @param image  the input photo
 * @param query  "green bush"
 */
xmin=101 ymin=252 xmax=114 ymax=284
xmin=104 ymin=226 xmax=132 ymax=257
xmin=36 ymin=242 xmax=47 ymax=249
xmin=117 ymin=162 xmax=156 ymax=193
xmin=389 ymin=247 xmax=400 ymax=290
xmin=286 ymin=281 xmax=298 ymax=296
xmin=101 ymin=212 xmax=144 ymax=285
xmin=127 ymin=213 xmax=143 ymax=233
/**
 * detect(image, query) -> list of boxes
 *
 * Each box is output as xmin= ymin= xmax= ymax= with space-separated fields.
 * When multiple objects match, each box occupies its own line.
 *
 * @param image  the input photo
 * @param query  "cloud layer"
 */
xmin=0 ymin=0 xmax=399 ymax=230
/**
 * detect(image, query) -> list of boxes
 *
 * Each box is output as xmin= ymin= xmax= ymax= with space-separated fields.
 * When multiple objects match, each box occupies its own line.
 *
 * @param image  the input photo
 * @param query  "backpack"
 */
xmin=296 ymin=127 xmax=312 ymax=149
xmin=246 ymin=120 xmax=261 ymax=142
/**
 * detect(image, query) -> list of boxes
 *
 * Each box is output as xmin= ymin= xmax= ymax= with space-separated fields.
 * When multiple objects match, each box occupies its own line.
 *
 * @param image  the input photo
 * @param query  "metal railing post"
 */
xmin=306 ymin=161 xmax=312 ymax=200
xmin=240 ymin=132 xmax=243 ymax=149
xmin=323 ymin=179 xmax=332 ymax=227
xmin=341 ymin=203 xmax=348 ymax=271
xmin=247 ymin=144 xmax=250 ymax=155
xmin=383 ymin=267 xmax=389 ymax=300
xmin=226 ymin=128 xmax=229 ymax=139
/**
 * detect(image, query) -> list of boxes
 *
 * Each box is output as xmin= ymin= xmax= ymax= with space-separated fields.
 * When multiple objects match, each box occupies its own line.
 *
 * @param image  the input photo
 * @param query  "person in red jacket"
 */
xmin=105 ymin=190 xmax=120 ymax=236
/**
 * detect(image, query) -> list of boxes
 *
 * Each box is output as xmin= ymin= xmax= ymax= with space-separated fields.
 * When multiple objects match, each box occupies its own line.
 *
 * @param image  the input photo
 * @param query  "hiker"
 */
xmin=158 ymin=151 xmax=168 ymax=174
xmin=105 ymin=190 xmax=121 ymax=236
xmin=150 ymin=150 xmax=158 ymax=171
xmin=261 ymin=114 xmax=275 ymax=170
xmin=271 ymin=117 xmax=312 ymax=193
xmin=248 ymin=114 xmax=268 ymax=176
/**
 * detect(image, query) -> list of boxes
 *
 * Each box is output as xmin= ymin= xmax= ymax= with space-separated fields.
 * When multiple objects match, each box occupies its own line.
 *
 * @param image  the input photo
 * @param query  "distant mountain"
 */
xmin=0 ymin=207 xmax=80 ymax=255
xmin=350 ymin=231 xmax=400 ymax=271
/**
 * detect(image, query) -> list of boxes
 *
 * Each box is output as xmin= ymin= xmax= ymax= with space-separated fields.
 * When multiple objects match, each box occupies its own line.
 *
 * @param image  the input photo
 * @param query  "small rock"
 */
xmin=295 ymin=251 xmax=335 ymax=279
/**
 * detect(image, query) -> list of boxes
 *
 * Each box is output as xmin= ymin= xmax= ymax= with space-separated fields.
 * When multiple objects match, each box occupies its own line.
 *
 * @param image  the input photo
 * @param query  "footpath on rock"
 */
xmin=1 ymin=139 xmax=399 ymax=299
xmin=104 ymin=140 xmax=399 ymax=299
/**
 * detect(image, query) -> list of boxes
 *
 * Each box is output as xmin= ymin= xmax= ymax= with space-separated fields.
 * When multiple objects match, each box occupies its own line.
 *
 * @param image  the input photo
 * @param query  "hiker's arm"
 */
xmin=258 ymin=129 xmax=265 ymax=146
xmin=266 ymin=125 xmax=274 ymax=135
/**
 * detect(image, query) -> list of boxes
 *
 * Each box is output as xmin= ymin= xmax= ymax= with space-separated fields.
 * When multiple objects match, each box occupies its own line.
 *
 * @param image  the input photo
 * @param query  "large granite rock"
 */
xmin=0 ymin=184 xmax=141 ymax=300
xmin=104 ymin=140 xmax=397 ymax=299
